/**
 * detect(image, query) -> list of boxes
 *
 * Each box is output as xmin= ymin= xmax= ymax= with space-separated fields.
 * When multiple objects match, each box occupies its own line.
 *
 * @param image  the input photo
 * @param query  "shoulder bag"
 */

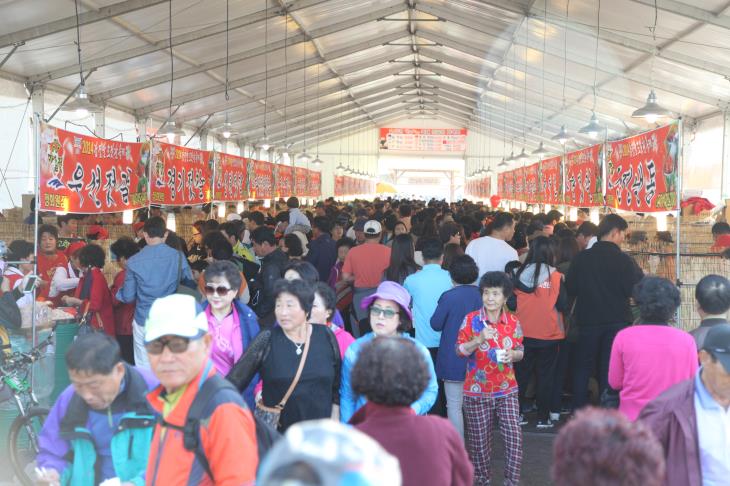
xmin=176 ymin=251 xmax=202 ymax=302
xmin=254 ymin=328 xmax=311 ymax=429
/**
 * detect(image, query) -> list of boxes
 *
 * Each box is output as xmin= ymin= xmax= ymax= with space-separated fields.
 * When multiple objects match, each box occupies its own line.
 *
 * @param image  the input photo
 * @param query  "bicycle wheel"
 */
xmin=8 ymin=407 xmax=49 ymax=486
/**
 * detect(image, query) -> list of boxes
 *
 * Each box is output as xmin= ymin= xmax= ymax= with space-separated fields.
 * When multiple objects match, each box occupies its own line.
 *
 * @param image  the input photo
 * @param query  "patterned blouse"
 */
xmin=456 ymin=308 xmax=524 ymax=399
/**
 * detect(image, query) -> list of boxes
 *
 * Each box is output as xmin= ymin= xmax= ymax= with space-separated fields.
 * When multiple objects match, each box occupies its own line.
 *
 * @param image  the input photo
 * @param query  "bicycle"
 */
xmin=1 ymin=326 xmax=56 ymax=486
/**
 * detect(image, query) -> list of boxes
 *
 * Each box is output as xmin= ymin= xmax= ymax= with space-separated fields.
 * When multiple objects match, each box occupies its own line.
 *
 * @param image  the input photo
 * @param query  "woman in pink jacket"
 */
xmin=311 ymin=282 xmax=355 ymax=357
xmin=608 ymin=276 xmax=698 ymax=420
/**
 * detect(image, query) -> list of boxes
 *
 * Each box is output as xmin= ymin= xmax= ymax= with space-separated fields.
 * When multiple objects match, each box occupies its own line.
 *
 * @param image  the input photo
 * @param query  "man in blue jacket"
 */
xmin=116 ymin=216 xmax=193 ymax=368
xmin=36 ymin=333 xmax=158 ymax=486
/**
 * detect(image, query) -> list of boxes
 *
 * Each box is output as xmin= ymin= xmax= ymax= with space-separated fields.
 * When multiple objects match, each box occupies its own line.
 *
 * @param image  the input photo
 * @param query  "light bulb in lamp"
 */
xmin=236 ymin=201 xmax=244 ymax=213
xmin=590 ymin=208 xmax=600 ymax=225
xmin=122 ymin=210 xmax=134 ymax=224
xmin=263 ymin=199 xmax=271 ymax=208
xmin=544 ymin=204 xmax=552 ymax=213
xmin=166 ymin=212 xmax=176 ymax=232
xmin=655 ymin=213 xmax=668 ymax=232
xmin=217 ymin=204 xmax=226 ymax=218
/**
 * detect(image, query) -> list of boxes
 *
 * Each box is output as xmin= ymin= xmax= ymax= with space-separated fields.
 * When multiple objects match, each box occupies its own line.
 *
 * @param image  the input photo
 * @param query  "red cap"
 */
xmin=65 ymin=241 xmax=87 ymax=258
xmin=133 ymin=222 xmax=145 ymax=233
xmin=86 ymin=225 xmax=109 ymax=240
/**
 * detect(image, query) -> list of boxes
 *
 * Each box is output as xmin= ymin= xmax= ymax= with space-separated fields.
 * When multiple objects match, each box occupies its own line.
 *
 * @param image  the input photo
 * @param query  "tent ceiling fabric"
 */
xmin=2 ymin=0 xmax=729 ymax=152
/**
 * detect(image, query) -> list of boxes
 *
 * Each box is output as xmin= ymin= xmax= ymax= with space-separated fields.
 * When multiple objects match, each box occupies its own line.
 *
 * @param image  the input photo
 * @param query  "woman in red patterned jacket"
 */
xmin=457 ymin=271 xmax=524 ymax=486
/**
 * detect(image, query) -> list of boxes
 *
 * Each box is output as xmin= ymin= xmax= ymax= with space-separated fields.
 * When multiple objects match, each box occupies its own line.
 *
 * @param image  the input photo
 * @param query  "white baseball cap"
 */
xmin=364 ymin=220 xmax=382 ymax=235
xmin=145 ymin=294 xmax=208 ymax=343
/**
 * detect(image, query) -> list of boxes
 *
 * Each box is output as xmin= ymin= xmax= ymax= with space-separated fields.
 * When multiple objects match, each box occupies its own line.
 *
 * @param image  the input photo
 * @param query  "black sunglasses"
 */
xmin=204 ymin=285 xmax=233 ymax=297
xmin=144 ymin=336 xmax=192 ymax=355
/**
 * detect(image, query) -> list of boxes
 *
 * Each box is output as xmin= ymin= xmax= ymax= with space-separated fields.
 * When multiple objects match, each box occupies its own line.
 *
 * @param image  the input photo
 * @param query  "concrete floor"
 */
xmin=491 ymin=427 xmax=558 ymax=486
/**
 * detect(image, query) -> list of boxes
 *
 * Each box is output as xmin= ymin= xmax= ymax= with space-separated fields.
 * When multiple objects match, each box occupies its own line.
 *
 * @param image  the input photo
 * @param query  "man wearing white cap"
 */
xmin=143 ymin=294 xmax=258 ymax=485
xmin=342 ymin=220 xmax=391 ymax=336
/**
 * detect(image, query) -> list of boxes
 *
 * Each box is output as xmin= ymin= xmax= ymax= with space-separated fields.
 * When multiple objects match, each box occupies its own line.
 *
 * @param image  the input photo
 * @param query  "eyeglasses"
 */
xmin=144 ymin=336 xmax=192 ymax=355
xmin=370 ymin=306 xmax=398 ymax=319
xmin=204 ymin=285 xmax=232 ymax=297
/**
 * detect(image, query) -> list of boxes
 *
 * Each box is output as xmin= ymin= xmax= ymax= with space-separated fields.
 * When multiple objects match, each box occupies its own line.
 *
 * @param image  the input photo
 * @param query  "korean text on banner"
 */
xmin=151 ymin=142 xmax=211 ymax=206
xmin=308 ymin=171 xmax=321 ymax=197
xmin=378 ymin=127 xmax=467 ymax=152
xmin=524 ymin=162 xmax=540 ymax=204
xmin=39 ymin=123 xmax=149 ymax=213
xmin=334 ymin=175 xmax=344 ymax=197
xmin=564 ymin=144 xmax=603 ymax=207
xmin=606 ymin=123 xmax=679 ymax=212
xmin=250 ymin=159 xmax=274 ymax=200
xmin=540 ymin=156 xmax=563 ymax=206
xmin=513 ymin=167 xmax=525 ymax=202
xmin=277 ymin=165 xmax=293 ymax=198
xmin=212 ymin=152 xmax=247 ymax=202
xmin=294 ymin=167 xmax=308 ymax=197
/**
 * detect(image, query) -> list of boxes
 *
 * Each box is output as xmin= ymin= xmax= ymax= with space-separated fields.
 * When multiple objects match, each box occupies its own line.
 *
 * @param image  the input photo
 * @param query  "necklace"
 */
xmin=294 ymin=341 xmax=304 ymax=355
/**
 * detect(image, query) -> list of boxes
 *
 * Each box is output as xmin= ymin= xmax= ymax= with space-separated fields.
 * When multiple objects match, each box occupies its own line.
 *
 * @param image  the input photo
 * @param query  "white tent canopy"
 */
xmin=1 ymin=0 xmax=730 ymax=204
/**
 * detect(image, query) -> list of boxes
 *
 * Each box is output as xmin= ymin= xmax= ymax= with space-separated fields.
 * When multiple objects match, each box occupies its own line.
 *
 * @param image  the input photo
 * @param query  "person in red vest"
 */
xmin=36 ymin=224 xmax=68 ymax=303
xmin=62 ymin=244 xmax=115 ymax=336
xmin=711 ymin=222 xmax=730 ymax=252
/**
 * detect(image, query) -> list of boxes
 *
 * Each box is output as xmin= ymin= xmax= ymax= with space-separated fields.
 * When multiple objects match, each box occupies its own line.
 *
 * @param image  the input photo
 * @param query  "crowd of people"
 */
xmin=0 ymin=195 xmax=729 ymax=485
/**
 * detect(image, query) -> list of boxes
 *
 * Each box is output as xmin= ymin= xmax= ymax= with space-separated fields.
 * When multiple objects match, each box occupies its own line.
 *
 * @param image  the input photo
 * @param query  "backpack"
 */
xmin=160 ymin=374 xmax=280 ymax=481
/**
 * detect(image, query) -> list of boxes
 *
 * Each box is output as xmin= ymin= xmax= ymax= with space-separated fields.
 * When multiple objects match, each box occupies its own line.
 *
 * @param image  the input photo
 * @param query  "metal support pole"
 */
xmin=676 ymin=117 xmax=684 ymax=325
xmin=199 ymin=129 xmax=209 ymax=151
xmin=186 ymin=116 xmax=212 ymax=147
xmin=94 ymin=106 xmax=106 ymax=138
xmin=721 ymin=111 xmax=730 ymax=201
xmin=32 ymin=112 xmax=41 ymax=348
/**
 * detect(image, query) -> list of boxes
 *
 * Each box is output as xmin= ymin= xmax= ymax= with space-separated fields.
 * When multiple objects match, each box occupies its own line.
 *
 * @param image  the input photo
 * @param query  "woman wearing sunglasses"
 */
xmin=339 ymin=280 xmax=438 ymax=423
xmin=201 ymin=260 xmax=260 ymax=409
xmin=227 ymin=278 xmax=341 ymax=432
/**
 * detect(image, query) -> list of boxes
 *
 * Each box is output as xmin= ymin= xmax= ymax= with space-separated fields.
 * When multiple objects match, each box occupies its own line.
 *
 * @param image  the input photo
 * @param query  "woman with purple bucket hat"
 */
xmin=340 ymin=280 xmax=438 ymax=423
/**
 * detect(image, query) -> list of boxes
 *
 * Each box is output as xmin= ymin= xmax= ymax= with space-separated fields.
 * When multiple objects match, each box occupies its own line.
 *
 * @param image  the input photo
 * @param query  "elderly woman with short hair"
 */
xmin=339 ymin=281 xmax=438 ymax=423
xmin=227 ymin=279 xmax=341 ymax=431
xmin=350 ymin=337 xmax=473 ymax=486
xmin=608 ymin=276 xmax=698 ymax=421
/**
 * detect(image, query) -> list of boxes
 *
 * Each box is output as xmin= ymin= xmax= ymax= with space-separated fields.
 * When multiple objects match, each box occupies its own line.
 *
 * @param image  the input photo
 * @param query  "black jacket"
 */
xmin=305 ymin=234 xmax=337 ymax=282
xmin=251 ymin=248 xmax=289 ymax=326
xmin=565 ymin=241 xmax=643 ymax=327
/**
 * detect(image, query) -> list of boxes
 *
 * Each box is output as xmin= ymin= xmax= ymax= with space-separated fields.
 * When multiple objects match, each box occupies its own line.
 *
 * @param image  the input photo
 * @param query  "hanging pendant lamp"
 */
xmin=532 ymin=141 xmax=549 ymax=156
xmin=551 ymin=125 xmax=570 ymax=145
xmin=515 ymin=148 xmax=530 ymax=160
xmin=631 ymin=90 xmax=672 ymax=124
xmin=498 ymin=157 xmax=508 ymax=168
xmin=579 ymin=112 xmax=605 ymax=138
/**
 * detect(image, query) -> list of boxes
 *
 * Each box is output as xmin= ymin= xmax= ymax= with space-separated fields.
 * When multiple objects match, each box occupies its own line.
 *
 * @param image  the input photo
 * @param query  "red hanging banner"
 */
xmin=514 ymin=167 xmax=525 ymax=202
xmin=212 ymin=152 xmax=247 ymax=202
xmin=539 ymin=156 xmax=563 ymax=206
xmin=294 ymin=167 xmax=308 ymax=197
xmin=606 ymin=123 xmax=679 ymax=212
xmin=564 ymin=144 xmax=603 ymax=207
xmin=150 ymin=142 xmax=211 ymax=206
xmin=334 ymin=175 xmax=345 ymax=197
xmin=39 ymin=123 xmax=149 ymax=213
xmin=309 ymin=171 xmax=321 ymax=197
xmin=523 ymin=162 xmax=540 ymax=204
xmin=249 ymin=159 xmax=274 ymax=200
xmin=276 ymin=165 xmax=294 ymax=198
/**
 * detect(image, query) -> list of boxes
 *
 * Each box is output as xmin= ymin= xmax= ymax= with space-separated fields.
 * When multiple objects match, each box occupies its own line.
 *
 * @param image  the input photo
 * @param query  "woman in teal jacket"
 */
xmin=340 ymin=281 xmax=438 ymax=423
